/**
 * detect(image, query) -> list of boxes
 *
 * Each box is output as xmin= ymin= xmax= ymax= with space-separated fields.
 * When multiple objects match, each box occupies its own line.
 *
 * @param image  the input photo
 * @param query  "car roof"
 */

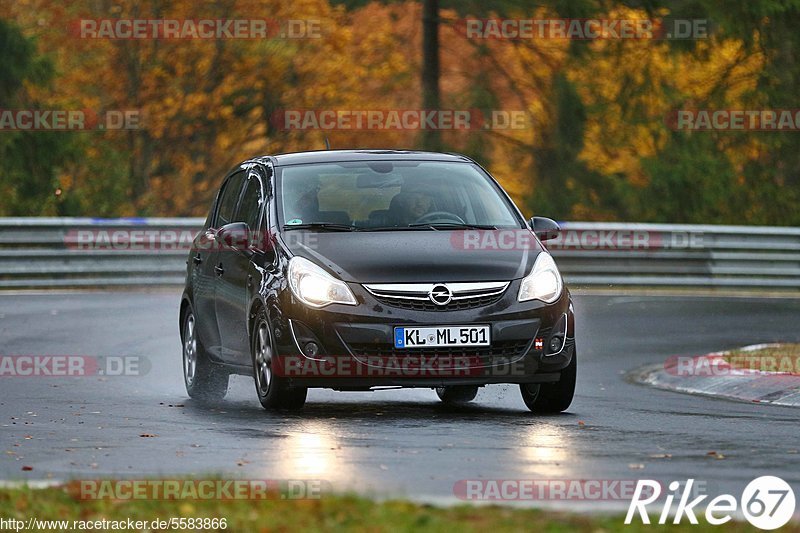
xmin=248 ymin=149 xmax=475 ymax=167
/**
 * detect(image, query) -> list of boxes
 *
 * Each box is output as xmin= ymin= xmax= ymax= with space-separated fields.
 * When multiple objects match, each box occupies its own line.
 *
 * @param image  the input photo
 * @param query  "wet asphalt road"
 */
xmin=1 ymin=290 xmax=799 ymax=510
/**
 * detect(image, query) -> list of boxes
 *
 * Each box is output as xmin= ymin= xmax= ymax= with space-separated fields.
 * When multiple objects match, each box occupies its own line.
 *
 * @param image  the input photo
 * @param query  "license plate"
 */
xmin=394 ymin=325 xmax=490 ymax=348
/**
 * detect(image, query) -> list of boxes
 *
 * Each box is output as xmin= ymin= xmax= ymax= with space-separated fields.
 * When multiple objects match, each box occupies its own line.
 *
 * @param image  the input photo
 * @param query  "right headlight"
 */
xmin=517 ymin=252 xmax=563 ymax=304
xmin=288 ymin=256 xmax=357 ymax=308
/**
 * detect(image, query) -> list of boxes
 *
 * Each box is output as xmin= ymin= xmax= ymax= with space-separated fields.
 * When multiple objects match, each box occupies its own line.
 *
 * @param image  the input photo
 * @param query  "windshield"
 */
xmin=276 ymin=161 xmax=523 ymax=230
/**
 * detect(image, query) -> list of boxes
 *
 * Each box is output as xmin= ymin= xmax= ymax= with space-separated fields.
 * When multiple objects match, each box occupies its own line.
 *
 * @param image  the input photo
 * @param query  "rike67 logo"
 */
xmin=626 ymin=476 xmax=796 ymax=530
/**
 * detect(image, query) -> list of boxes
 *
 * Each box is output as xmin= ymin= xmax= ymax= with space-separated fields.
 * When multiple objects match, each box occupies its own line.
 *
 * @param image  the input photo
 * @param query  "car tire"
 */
xmin=252 ymin=310 xmax=307 ymax=410
xmin=182 ymin=306 xmax=229 ymax=401
xmin=435 ymin=385 xmax=479 ymax=404
xmin=520 ymin=346 xmax=576 ymax=413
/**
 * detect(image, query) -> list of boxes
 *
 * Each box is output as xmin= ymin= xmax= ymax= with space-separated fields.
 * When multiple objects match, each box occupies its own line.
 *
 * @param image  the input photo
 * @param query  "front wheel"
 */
xmin=252 ymin=310 xmax=307 ymax=410
xmin=182 ymin=307 xmax=229 ymax=401
xmin=520 ymin=347 xmax=576 ymax=413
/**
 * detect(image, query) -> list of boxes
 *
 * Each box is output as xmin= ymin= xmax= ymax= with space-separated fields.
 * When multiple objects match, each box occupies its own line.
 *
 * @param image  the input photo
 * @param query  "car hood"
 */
xmin=280 ymin=229 xmax=542 ymax=283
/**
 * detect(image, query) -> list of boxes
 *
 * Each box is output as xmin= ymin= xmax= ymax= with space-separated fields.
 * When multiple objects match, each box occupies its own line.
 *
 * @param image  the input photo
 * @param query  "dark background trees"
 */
xmin=2 ymin=0 xmax=799 ymax=224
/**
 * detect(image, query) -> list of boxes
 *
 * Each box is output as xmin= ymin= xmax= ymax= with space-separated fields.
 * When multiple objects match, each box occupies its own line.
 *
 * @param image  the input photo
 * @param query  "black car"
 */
xmin=180 ymin=150 xmax=576 ymax=412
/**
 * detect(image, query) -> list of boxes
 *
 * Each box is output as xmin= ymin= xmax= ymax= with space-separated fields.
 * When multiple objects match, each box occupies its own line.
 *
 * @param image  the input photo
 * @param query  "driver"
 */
xmin=403 ymin=192 xmax=433 ymax=221
xmin=390 ymin=190 xmax=434 ymax=225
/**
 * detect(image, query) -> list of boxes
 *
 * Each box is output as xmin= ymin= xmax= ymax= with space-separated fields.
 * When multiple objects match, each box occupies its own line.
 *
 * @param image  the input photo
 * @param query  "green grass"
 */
xmin=723 ymin=343 xmax=800 ymax=373
xmin=0 ymin=486 xmax=794 ymax=532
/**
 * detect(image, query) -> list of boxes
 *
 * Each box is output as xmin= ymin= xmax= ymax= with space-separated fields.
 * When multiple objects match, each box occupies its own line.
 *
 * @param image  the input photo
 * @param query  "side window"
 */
xmin=236 ymin=173 xmax=263 ymax=229
xmin=214 ymin=171 xmax=246 ymax=227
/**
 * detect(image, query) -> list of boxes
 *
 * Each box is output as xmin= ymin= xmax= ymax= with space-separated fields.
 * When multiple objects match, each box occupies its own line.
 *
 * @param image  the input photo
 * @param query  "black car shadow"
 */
xmin=180 ymin=394 xmax=578 ymax=426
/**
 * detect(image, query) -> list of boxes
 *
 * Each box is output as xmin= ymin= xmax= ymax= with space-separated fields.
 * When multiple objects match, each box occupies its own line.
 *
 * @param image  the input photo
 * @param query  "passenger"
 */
xmin=286 ymin=178 xmax=320 ymax=224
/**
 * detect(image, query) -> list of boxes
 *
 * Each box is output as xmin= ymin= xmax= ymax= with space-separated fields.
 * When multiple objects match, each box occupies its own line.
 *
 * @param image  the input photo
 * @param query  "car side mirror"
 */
xmin=529 ymin=216 xmax=560 ymax=241
xmin=216 ymin=222 xmax=277 ymax=263
xmin=216 ymin=222 xmax=252 ymax=251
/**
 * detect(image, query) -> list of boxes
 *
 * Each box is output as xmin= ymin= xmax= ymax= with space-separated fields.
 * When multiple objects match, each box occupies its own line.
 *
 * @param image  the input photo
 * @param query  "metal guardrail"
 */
xmin=0 ymin=218 xmax=202 ymax=288
xmin=547 ymin=222 xmax=800 ymax=290
xmin=0 ymin=218 xmax=799 ymax=290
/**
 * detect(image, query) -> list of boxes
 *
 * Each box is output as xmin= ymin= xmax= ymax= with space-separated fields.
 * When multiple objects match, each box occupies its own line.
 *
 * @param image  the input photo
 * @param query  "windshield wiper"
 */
xmin=283 ymin=223 xmax=357 ymax=232
xmin=406 ymin=222 xmax=498 ymax=230
xmin=358 ymin=226 xmax=432 ymax=232
xmin=283 ymin=222 xmax=500 ymax=232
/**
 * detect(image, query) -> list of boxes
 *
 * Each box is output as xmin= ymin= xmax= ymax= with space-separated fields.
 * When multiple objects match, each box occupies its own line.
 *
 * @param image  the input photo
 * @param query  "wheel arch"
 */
xmin=179 ymin=295 xmax=192 ymax=339
xmin=248 ymin=297 xmax=266 ymax=342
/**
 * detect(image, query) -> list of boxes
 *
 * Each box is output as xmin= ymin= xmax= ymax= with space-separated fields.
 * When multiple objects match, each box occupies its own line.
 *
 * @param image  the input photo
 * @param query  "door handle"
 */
xmin=214 ymin=264 xmax=224 ymax=276
xmin=247 ymin=275 xmax=253 ymax=288
xmin=193 ymin=254 xmax=202 ymax=265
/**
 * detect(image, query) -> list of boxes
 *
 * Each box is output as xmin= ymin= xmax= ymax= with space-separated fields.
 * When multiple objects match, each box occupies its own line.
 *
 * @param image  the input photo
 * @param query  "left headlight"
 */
xmin=517 ymin=252 xmax=563 ymax=304
xmin=288 ymin=256 xmax=357 ymax=308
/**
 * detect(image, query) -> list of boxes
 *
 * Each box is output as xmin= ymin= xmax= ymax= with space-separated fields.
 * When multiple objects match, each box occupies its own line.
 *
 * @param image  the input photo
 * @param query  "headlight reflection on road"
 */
xmin=520 ymin=424 xmax=574 ymax=477
xmin=274 ymin=424 xmax=344 ymax=483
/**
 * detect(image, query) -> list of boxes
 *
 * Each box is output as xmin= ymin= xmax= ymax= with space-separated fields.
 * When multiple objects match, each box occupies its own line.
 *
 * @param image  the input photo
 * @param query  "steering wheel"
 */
xmin=413 ymin=211 xmax=466 ymax=225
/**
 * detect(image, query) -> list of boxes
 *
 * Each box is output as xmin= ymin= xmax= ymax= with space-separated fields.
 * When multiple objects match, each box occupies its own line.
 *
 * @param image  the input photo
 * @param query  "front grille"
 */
xmin=371 ymin=292 xmax=503 ymax=311
xmin=364 ymin=281 xmax=509 ymax=311
xmin=347 ymin=339 xmax=531 ymax=366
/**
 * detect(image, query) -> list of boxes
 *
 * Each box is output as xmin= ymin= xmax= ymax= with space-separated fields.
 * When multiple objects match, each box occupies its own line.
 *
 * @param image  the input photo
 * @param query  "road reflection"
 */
xmin=272 ymin=422 xmax=343 ymax=483
xmin=519 ymin=423 xmax=574 ymax=477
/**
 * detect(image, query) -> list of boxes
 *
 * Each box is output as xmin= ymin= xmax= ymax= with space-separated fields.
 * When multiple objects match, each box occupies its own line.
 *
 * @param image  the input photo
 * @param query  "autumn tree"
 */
xmin=0 ymin=18 xmax=84 ymax=215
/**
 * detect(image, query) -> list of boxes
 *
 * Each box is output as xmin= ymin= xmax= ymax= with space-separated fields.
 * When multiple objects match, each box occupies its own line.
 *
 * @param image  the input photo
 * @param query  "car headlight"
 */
xmin=518 ymin=252 xmax=563 ymax=304
xmin=288 ymin=256 xmax=357 ymax=308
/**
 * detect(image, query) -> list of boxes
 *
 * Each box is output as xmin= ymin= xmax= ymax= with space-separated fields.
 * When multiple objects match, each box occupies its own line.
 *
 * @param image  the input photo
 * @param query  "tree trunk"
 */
xmin=421 ymin=0 xmax=441 ymax=151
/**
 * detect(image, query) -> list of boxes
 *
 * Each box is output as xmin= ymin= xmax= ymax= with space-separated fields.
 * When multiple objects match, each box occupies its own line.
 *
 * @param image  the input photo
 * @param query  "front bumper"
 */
xmin=270 ymin=279 xmax=575 ymax=389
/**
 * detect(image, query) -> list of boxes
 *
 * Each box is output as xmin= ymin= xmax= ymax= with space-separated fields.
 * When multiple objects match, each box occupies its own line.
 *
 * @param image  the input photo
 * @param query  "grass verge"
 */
xmin=723 ymin=343 xmax=800 ymax=373
xmin=1 ymin=486 xmax=797 ymax=532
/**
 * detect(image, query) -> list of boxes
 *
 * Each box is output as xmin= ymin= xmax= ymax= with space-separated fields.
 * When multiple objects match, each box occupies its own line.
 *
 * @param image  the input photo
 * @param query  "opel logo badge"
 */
xmin=429 ymin=284 xmax=452 ymax=306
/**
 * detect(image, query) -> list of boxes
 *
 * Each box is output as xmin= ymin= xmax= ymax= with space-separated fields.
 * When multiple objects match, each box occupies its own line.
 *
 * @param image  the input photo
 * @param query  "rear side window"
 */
xmin=214 ymin=171 xmax=246 ymax=227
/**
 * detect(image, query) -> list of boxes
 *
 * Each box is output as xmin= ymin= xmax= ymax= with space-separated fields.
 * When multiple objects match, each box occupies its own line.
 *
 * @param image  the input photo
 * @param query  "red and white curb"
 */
xmin=629 ymin=344 xmax=800 ymax=406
